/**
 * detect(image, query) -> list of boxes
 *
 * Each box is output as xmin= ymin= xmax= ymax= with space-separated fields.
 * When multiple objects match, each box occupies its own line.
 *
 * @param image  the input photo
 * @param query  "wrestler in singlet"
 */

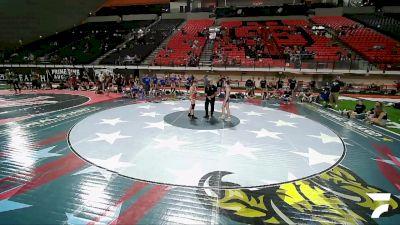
xmin=188 ymin=81 xmax=198 ymax=119
xmin=221 ymin=80 xmax=231 ymax=121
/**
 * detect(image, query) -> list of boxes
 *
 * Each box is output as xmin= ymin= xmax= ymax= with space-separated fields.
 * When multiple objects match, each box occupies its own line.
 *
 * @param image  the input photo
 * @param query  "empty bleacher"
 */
xmin=153 ymin=19 xmax=214 ymax=67
xmin=310 ymin=16 xmax=400 ymax=69
xmin=100 ymin=19 xmax=183 ymax=65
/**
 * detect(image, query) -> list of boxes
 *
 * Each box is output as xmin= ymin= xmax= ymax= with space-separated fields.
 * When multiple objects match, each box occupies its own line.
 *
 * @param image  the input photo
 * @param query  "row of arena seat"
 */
xmin=213 ymin=19 xmax=353 ymax=67
xmin=347 ymin=14 xmax=400 ymax=40
xmin=100 ymin=19 xmax=183 ymax=65
xmin=153 ymin=19 xmax=214 ymax=66
xmin=310 ymin=16 xmax=400 ymax=65
xmin=4 ymin=20 xmax=153 ymax=64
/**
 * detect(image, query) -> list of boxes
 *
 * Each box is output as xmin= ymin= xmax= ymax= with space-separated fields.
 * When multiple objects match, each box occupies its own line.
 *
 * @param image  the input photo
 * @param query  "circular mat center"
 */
xmin=68 ymin=100 xmax=345 ymax=188
xmin=163 ymin=111 xmax=240 ymax=130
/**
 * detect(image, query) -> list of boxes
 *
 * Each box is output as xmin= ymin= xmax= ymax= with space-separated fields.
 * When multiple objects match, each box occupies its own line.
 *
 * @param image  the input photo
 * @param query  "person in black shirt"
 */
xmin=217 ymin=75 xmax=224 ymax=95
xmin=309 ymin=80 xmax=316 ymax=90
xmin=204 ymin=80 xmax=218 ymax=118
xmin=277 ymin=78 xmax=283 ymax=89
xmin=329 ymin=77 xmax=342 ymax=108
xmin=288 ymin=78 xmax=297 ymax=92
xmin=260 ymin=78 xmax=267 ymax=100
xmin=341 ymin=100 xmax=366 ymax=119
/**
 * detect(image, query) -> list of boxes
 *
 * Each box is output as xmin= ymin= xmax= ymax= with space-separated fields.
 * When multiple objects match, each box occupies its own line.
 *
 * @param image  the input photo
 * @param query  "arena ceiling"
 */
xmin=0 ymin=0 xmax=106 ymax=50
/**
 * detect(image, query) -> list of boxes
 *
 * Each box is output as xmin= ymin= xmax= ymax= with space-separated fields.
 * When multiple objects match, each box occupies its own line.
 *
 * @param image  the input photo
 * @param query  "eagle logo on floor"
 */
xmin=197 ymin=166 xmax=400 ymax=224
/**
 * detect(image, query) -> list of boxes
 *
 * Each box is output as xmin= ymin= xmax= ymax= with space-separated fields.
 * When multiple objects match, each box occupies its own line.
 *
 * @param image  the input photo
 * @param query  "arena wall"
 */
xmin=122 ymin=14 xmax=158 ymax=21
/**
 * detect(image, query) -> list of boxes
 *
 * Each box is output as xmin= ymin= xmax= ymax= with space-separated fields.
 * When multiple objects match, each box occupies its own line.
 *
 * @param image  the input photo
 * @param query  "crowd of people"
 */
xmin=3 ymin=68 xmax=395 ymax=127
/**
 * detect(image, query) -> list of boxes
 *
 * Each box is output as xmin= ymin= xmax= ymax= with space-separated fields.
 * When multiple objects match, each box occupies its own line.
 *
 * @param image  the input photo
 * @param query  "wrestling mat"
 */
xmin=0 ymin=90 xmax=399 ymax=225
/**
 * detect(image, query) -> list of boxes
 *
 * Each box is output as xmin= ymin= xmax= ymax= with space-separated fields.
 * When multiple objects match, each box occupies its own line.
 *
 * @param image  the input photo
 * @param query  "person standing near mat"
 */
xmin=188 ymin=80 xmax=198 ymax=119
xmin=329 ymin=76 xmax=342 ymax=108
xmin=204 ymin=80 xmax=217 ymax=119
xmin=260 ymin=78 xmax=267 ymax=100
xmin=220 ymin=79 xmax=231 ymax=121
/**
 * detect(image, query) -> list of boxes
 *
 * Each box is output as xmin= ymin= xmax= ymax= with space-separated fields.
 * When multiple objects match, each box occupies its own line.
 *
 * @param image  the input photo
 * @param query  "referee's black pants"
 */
xmin=205 ymin=97 xmax=215 ymax=117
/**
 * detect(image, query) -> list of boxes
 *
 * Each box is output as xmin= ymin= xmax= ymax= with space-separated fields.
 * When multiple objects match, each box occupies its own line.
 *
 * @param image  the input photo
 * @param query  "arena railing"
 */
xmin=0 ymin=59 xmax=399 ymax=75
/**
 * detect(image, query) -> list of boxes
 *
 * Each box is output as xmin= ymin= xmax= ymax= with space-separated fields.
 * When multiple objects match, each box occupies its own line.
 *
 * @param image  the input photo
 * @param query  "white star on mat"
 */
xmin=163 ymin=101 xmax=178 ymax=105
xmin=249 ymin=128 xmax=282 ymax=140
xmin=172 ymin=107 xmax=187 ymax=111
xmin=293 ymin=148 xmax=340 ymax=166
xmin=197 ymin=130 xmax=220 ymax=135
xmin=269 ymin=120 xmax=297 ymax=128
xmin=144 ymin=121 xmax=171 ymax=130
xmin=220 ymin=142 xmax=260 ymax=160
xmin=66 ymin=213 xmax=91 ymax=224
xmin=342 ymin=138 xmax=353 ymax=146
xmin=89 ymin=131 xmax=130 ymax=144
xmin=372 ymin=157 xmax=399 ymax=166
xmin=73 ymin=166 xmax=114 ymax=180
xmin=240 ymin=119 xmax=248 ymax=124
xmin=168 ymin=163 xmax=205 ymax=185
xmin=288 ymin=113 xmax=304 ymax=119
xmin=244 ymin=111 xmax=263 ymax=116
xmin=33 ymin=146 xmax=60 ymax=159
xmin=137 ymin=105 xmax=155 ymax=110
xmin=0 ymin=199 xmax=31 ymax=213
xmin=88 ymin=154 xmax=134 ymax=171
xmin=308 ymin=133 xmax=341 ymax=144
xmin=154 ymin=136 xmax=190 ymax=150
xmin=140 ymin=112 xmax=163 ymax=118
xmin=261 ymin=107 xmax=275 ymax=111
xmin=98 ymin=118 xmax=127 ymax=126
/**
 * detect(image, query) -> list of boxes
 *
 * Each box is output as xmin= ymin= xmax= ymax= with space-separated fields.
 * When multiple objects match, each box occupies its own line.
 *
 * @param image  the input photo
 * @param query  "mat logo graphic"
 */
xmin=316 ymin=108 xmax=383 ymax=137
xmin=0 ymin=96 xmax=57 ymax=108
xmin=367 ymin=193 xmax=391 ymax=218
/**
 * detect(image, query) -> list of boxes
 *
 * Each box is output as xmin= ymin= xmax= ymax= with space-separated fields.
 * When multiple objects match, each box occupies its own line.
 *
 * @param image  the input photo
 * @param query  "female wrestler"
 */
xmin=188 ymin=80 xmax=198 ymax=119
xmin=220 ymin=79 xmax=231 ymax=121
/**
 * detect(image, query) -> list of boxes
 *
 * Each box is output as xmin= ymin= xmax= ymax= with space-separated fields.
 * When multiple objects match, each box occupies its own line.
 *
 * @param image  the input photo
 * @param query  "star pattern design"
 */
xmin=154 ymin=136 xmax=191 ymax=150
xmin=244 ymin=111 xmax=263 ymax=116
xmin=140 ymin=112 xmax=163 ymax=118
xmin=137 ymin=105 xmax=155 ymax=110
xmin=308 ymin=133 xmax=342 ymax=144
xmin=33 ymin=146 xmax=60 ymax=159
xmin=249 ymin=128 xmax=282 ymax=140
xmin=73 ymin=165 xmax=114 ymax=180
xmin=88 ymin=154 xmax=134 ymax=171
xmin=288 ymin=113 xmax=304 ymax=119
xmin=70 ymin=100 xmax=344 ymax=187
xmin=144 ymin=121 xmax=171 ymax=130
xmin=163 ymin=101 xmax=178 ymax=105
xmin=0 ymin=199 xmax=31 ymax=213
xmin=89 ymin=131 xmax=130 ymax=144
xmin=269 ymin=120 xmax=297 ymax=127
xmin=240 ymin=119 xmax=248 ymax=124
xmin=293 ymin=148 xmax=340 ymax=166
xmin=98 ymin=118 xmax=127 ymax=126
xmin=172 ymin=107 xmax=187 ymax=111
xmin=220 ymin=142 xmax=260 ymax=160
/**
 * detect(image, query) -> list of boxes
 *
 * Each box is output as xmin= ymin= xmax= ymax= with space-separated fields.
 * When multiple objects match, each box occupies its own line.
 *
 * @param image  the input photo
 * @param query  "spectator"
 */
xmin=329 ymin=77 xmax=342 ymax=108
xmin=341 ymin=100 xmax=367 ymax=119
xmin=366 ymin=102 xmax=388 ymax=126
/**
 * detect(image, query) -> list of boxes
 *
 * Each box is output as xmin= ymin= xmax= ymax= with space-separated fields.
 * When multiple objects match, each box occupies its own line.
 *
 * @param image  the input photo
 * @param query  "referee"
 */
xmin=204 ymin=80 xmax=217 ymax=119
